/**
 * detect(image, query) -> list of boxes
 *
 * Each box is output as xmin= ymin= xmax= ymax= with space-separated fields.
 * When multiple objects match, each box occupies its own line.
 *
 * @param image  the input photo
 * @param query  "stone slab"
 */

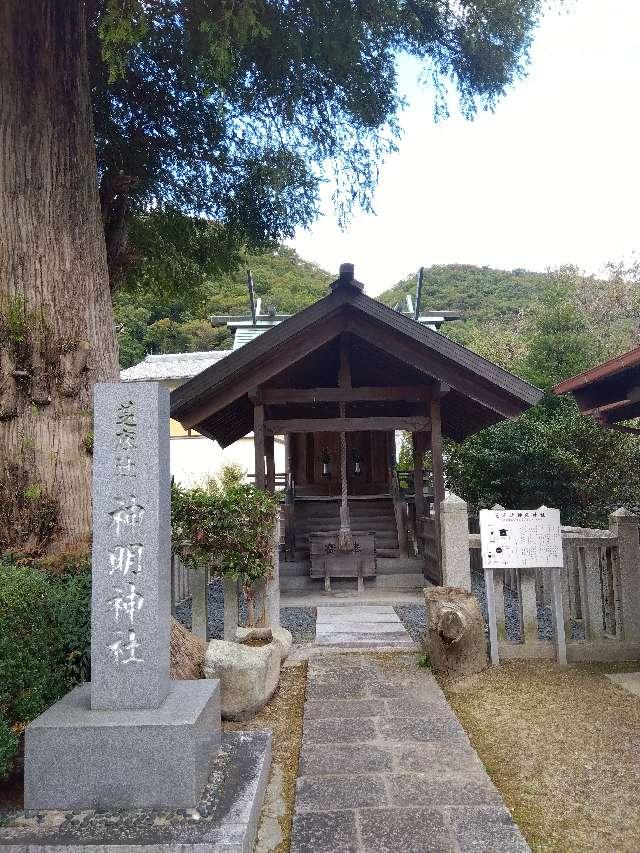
xmin=377 ymin=715 xmax=468 ymax=742
xmin=304 ymin=698 xmax=386 ymax=719
xmin=314 ymin=633 xmax=414 ymax=647
xmin=316 ymin=605 xmax=396 ymax=616
xmin=1 ymin=731 xmax=271 ymax=853
xmin=316 ymin=610 xmax=399 ymax=623
xmin=291 ymin=811 xmax=358 ymax=853
xmin=91 ymin=383 xmax=171 ymax=711
xmin=295 ymin=775 xmax=387 ymax=811
xmin=388 ymin=773 xmax=504 ymax=807
xmin=357 ymin=807 xmax=451 ymax=853
xmin=299 ymin=743 xmax=394 ymax=776
xmin=315 ymin=621 xmax=405 ymax=634
xmin=291 ymin=653 xmax=530 ymax=853
xmin=605 ymin=671 xmax=640 ymax=697
xmin=302 ymin=717 xmax=376 ymax=744
xmin=446 ymin=806 xmax=530 ymax=852
xmin=394 ymin=742 xmax=487 ymax=774
xmin=24 ymin=681 xmax=221 ymax=811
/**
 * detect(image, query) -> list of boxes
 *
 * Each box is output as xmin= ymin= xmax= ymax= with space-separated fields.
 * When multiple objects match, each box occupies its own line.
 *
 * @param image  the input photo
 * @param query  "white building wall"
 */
xmin=170 ymin=434 xmax=286 ymax=488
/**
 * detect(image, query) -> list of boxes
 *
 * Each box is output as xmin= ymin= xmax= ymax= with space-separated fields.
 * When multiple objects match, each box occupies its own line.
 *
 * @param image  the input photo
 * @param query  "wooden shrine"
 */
xmin=171 ymin=264 xmax=541 ymax=585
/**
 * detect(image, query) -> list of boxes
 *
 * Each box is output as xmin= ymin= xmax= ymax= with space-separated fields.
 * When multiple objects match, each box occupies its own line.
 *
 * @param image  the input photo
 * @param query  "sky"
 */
xmin=291 ymin=0 xmax=640 ymax=296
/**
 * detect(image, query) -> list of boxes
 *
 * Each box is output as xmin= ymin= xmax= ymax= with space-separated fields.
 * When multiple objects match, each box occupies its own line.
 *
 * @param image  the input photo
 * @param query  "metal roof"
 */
xmin=120 ymin=350 xmax=230 ymax=382
xmin=232 ymin=326 xmax=273 ymax=350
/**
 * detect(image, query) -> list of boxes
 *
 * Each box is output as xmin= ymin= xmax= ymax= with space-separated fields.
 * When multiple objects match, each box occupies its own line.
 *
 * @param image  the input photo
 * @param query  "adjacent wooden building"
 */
xmin=171 ymin=264 xmax=541 ymax=586
xmin=555 ymin=345 xmax=640 ymax=434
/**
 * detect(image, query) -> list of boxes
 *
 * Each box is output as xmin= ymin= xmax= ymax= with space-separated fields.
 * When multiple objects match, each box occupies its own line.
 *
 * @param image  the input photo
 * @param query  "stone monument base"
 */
xmin=2 ymin=732 xmax=271 ymax=852
xmin=24 ymin=680 xmax=221 ymax=811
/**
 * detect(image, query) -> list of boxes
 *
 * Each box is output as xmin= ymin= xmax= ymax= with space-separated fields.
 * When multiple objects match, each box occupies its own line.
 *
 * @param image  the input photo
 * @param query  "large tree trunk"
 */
xmin=0 ymin=1 xmax=118 ymax=554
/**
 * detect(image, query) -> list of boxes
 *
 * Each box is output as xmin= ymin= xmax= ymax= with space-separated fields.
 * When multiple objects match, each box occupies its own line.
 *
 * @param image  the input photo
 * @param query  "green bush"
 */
xmin=0 ymin=559 xmax=91 ymax=778
xmin=171 ymin=466 xmax=279 ymax=588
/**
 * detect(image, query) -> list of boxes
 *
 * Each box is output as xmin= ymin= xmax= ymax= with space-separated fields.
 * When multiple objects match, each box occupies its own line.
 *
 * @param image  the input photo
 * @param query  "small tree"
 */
xmin=171 ymin=467 xmax=279 ymax=625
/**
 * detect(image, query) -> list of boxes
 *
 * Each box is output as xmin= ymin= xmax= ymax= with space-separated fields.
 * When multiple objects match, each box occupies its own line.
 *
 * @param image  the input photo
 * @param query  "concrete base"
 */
xmin=2 ymin=731 xmax=271 ymax=853
xmin=24 ymin=680 xmax=221 ymax=811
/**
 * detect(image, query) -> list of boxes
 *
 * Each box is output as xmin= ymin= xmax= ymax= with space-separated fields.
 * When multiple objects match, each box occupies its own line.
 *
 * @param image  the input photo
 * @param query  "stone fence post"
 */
xmin=440 ymin=493 xmax=471 ymax=591
xmin=610 ymin=508 xmax=640 ymax=640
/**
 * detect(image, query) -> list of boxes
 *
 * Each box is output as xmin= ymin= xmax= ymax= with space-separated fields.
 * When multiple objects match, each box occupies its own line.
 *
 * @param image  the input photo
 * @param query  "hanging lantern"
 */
xmin=321 ymin=447 xmax=332 ymax=478
xmin=352 ymin=449 xmax=361 ymax=476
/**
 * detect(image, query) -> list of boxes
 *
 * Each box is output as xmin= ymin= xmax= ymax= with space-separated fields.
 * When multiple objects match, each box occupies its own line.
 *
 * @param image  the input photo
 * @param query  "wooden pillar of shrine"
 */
xmin=412 ymin=430 xmax=427 ymax=520
xmin=265 ymin=433 xmax=276 ymax=493
xmin=253 ymin=399 xmax=266 ymax=490
xmin=430 ymin=397 xmax=445 ymax=584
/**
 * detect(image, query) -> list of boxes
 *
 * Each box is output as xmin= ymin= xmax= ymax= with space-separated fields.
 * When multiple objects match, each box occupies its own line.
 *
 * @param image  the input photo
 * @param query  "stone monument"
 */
xmin=24 ymin=382 xmax=221 ymax=811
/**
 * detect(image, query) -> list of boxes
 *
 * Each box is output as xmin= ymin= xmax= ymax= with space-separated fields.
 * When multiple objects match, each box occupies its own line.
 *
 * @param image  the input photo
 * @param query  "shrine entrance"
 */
xmin=171 ymin=264 xmax=540 ymax=589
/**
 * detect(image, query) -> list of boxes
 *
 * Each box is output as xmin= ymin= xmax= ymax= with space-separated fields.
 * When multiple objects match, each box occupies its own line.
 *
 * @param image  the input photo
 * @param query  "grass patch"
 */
xmin=441 ymin=660 xmax=640 ymax=852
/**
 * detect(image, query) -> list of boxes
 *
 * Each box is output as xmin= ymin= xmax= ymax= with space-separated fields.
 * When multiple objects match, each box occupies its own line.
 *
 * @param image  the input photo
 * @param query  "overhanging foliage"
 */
xmin=171 ymin=467 xmax=279 ymax=587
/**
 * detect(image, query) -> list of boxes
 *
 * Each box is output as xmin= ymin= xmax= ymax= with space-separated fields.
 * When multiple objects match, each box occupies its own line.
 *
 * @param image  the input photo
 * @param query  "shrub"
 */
xmin=0 ymin=559 xmax=91 ymax=778
xmin=171 ymin=466 xmax=279 ymax=589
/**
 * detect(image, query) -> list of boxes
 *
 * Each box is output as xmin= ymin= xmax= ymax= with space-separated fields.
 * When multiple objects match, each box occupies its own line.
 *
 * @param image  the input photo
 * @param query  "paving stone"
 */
xmin=304 ymin=698 xmax=386 ymax=719
xmin=293 ymin=653 xmax=527 ymax=853
xmin=447 ymin=806 xmax=531 ymax=852
xmin=394 ymin=742 xmax=487 ymax=774
xmin=378 ymin=715 xmax=466 ymax=742
xmin=316 ymin=610 xmax=400 ymax=624
xmin=300 ymin=743 xmax=394 ymax=776
xmin=356 ymin=807 xmax=454 ymax=853
xmin=317 ymin=606 xmax=396 ymax=616
xmin=305 ymin=668 xmax=373 ymax=699
xmin=296 ymin=775 xmax=387 ymax=811
xmin=388 ymin=773 xmax=503 ymax=807
xmin=290 ymin=810 xmax=358 ymax=853
xmin=385 ymin=697 xmax=452 ymax=717
xmin=315 ymin=632 xmax=414 ymax=646
xmin=303 ymin=717 xmax=376 ymax=744
xmin=316 ymin=621 xmax=406 ymax=634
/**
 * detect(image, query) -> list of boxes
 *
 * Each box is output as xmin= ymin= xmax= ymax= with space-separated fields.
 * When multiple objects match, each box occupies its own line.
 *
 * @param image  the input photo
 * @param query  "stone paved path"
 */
xmin=315 ymin=605 xmax=415 ymax=648
xmin=291 ymin=653 xmax=530 ymax=853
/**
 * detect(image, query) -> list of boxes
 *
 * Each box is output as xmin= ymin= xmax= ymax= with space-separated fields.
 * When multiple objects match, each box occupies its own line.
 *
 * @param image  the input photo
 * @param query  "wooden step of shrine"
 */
xmin=290 ymin=497 xmax=400 ymax=558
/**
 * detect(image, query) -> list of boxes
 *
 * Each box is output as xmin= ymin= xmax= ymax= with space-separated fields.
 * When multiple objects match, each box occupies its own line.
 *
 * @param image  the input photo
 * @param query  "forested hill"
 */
xmin=377 ymin=264 xmax=553 ymax=325
xmin=117 ymin=250 xmax=637 ymax=370
xmin=116 ymin=246 xmax=332 ymax=367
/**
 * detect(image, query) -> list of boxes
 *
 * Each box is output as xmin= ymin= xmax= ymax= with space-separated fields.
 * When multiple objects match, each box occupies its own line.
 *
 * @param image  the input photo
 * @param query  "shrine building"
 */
xmin=170 ymin=264 xmax=542 ymax=587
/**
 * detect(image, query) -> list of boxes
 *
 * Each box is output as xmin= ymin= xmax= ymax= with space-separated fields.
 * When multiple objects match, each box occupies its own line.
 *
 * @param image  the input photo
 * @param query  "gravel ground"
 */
xmin=175 ymin=578 xmax=316 ymax=644
xmin=177 ymin=574 xmax=581 ymax=648
xmin=395 ymin=571 xmax=585 ymax=645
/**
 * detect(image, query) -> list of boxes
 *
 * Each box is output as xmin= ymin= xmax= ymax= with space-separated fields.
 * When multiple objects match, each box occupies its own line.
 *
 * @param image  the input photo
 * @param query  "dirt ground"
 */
xmin=441 ymin=660 xmax=640 ymax=853
xmin=224 ymin=662 xmax=307 ymax=853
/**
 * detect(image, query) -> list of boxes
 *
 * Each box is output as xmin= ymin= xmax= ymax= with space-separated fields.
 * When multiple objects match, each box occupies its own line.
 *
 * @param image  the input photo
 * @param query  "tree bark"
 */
xmin=0 ymin=1 xmax=118 ymax=553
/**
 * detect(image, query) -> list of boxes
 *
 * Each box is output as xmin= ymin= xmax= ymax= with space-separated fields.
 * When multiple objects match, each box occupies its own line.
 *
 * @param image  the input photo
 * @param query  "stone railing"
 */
xmin=466 ymin=507 xmax=640 ymax=663
xmin=170 ymin=553 xmax=193 ymax=614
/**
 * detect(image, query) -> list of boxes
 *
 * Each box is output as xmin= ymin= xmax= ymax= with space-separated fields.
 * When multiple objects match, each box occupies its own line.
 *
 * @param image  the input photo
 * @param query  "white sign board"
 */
xmin=479 ymin=506 xmax=562 ymax=569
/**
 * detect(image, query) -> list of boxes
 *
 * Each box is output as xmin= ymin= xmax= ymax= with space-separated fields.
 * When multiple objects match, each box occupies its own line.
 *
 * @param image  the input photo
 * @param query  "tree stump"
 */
xmin=424 ymin=587 xmax=487 ymax=678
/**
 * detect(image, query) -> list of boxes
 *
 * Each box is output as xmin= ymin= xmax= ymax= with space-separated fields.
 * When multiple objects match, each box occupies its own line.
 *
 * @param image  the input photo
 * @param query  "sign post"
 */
xmin=479 ymin=506 xmax=566 ymax=665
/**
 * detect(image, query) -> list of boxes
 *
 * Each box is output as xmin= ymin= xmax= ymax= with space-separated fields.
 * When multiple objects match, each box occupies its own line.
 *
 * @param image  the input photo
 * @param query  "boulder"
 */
xmin=204 ymin=637 xmax=282 ymax=720
xmin=235 ymin=625 xmax=293 ymax=660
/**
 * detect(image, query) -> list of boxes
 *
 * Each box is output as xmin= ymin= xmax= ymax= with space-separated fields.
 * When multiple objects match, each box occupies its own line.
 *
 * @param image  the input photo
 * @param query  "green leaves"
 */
xmin=0 ymin=560 xmax=91 ymax=778
xmin=447 ymin=395 xmax=640 ymax=527
xmin=90 ymin=1 xmax=547 ymax=286
xmin=97 ymin=0 xmax=149 ymax=82
xmin=171 ymin=468 xmax=279 ymax=588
